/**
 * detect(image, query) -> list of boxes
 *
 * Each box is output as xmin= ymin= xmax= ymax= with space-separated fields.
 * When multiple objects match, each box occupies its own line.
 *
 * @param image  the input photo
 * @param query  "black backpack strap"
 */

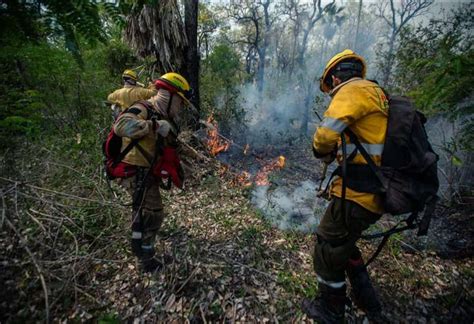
xmin=343 ymin=129 xmax=388 ymax=193
xmin=364 ymin=234 xmax=390 ymax=267
xmin=417 ymin=195 xmax=438 ymax=236
xmin=135 ymin=142 xmax=154 ymax=165
xmin=112 ymin=138 xmax=140 ymax=166
xmin=116 ymin=101 xmax=159 ymax=166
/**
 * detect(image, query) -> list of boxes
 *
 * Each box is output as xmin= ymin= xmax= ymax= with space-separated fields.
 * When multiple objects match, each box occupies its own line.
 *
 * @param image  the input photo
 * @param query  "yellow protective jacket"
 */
xmin=114 ymin=101 xmax=177 ymax=168
xmin=313 ymin=78 xmax=389 ymax=214
xmin=107 ymin=84 xmax=157 ymax=111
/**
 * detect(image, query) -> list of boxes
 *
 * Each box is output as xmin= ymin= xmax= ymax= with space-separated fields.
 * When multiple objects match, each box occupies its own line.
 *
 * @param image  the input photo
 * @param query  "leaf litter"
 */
xmin=0 ymin=140 xmax=472 ymax=322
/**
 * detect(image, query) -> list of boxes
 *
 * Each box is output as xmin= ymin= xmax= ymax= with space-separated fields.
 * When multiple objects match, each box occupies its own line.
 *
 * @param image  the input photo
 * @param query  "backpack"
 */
xmin=336 ymin=95 xmax=439 ymax=235
xmin=103 ymin=100 xmax=156 ymax=180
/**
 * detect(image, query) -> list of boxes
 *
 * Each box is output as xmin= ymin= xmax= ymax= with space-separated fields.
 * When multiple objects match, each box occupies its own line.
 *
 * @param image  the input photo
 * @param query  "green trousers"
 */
xmin=120 ymin=169 xmax=165 ymax=256
xmin=313 ymin=197 xmax=380 ymax=283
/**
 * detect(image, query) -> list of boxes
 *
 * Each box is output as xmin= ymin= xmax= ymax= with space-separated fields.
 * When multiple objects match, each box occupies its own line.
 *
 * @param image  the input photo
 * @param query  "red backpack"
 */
xmin=102 ymin=100 xmax=155 ymax=180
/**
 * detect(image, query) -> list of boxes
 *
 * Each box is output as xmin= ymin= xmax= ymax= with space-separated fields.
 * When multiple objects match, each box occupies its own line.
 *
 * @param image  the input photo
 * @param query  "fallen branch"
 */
xmin=179 ymin=139 xmax=211 ymax=162
xmin=0 ymin=176 xmax=116 ymax=205
xmin=176 ymin=266 xmax=200 ymax=294
xmin=4 ymin=216 xmax=50 ymax=323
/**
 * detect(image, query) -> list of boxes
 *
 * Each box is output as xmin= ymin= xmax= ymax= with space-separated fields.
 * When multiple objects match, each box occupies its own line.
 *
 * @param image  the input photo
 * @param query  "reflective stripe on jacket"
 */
xmin=313 ymin=78 xmax=389 ymax=214
xmin=107 ymin=84 xmax=157 ymax=111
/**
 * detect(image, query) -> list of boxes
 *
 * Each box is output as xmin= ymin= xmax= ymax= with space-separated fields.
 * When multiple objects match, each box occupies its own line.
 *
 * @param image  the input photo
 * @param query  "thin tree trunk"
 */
xmin=382 ymin=33 xmax=396 ymax=87
xmin=300 ymin=93 xmax=310 ymax=135
xmin=354 ymin=0 xmax=362 ymax=51
xmin=257 ymin=47 xmax=266 ymax=92
xmin=184 ymin=0 xmax=200 ymax=113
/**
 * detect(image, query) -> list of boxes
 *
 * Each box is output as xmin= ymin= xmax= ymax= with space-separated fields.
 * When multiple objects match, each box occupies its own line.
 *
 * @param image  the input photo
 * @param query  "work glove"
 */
xmin=155 ymin=120 xmax=174 ymax=137
xmin=153 ymin=147 xmax=184 ymax=189
xmin=313 ymin=145 xmax=337 ymax=164
xmin=320 ymin=150 xmax=336 ymax=164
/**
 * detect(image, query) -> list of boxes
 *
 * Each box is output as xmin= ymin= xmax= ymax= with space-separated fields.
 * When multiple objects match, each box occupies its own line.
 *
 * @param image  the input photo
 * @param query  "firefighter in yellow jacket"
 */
xmin=302 ymin=50 xmax=387 ymax=322
xmin=107 ymin=69 xmax=157 ymax=118
xmin=113 ymin=72 xmax=190 ymax=273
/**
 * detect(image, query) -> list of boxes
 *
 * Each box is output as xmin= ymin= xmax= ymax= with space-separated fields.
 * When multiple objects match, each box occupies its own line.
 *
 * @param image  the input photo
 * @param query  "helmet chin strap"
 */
xmin=166 ymin=94 xmax=181 ymax=132
xmin=166 ymin=93 xmax=174 ymax=116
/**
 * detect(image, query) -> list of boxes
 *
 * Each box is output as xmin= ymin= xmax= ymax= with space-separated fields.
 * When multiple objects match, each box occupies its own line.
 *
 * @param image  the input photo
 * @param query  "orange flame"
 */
xmin=206 ymin=115 xmax=230 ymax=156
xmin=254 ymin=155 xmax=286 ymax=186
xmin=230 ymin=156 xmax=286 ymax=188
xmin=243 ymin=144 xmax=250 ymax=155
xmin=233 ymin=171 xmax=253 ymax=187
xmin=218 ymin=164 xmax=229 ymax=176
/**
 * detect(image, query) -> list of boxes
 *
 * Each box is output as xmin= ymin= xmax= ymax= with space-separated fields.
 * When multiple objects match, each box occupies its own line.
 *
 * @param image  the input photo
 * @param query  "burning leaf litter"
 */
xmin=205 ymin=115 xmax=231 ymax=156
xmin=202 ymin=117 xmax=325 ymax=232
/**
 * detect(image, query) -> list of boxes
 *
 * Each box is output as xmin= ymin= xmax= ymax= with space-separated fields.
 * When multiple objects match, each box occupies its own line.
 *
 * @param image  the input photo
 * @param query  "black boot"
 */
xmin=139 ymin=247 xmax=163 ymax=273
xmin=347 ymin=258 xmax=382 ymax=318
xmin=302 ymin=283 xmax=347 ymax=323
xmin=131 ymin=237 xmax=143 ymax=258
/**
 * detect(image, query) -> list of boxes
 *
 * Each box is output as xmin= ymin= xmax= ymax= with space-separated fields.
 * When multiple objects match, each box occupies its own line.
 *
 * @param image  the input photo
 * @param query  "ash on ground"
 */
xmin=251 ymin=180 xmax=329 ymax=233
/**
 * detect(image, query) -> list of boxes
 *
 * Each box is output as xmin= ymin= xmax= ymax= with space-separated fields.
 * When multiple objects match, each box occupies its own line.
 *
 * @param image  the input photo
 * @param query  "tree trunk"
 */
xmin=184 ymin=0 xmax=200 ymax=112
xmin=257 ymin=47 xmax=266 ymax=93
xmin=382 ymin=33 xmax=396 ymax=87
xmin=354 ymin=0 xmax=363 ymax=51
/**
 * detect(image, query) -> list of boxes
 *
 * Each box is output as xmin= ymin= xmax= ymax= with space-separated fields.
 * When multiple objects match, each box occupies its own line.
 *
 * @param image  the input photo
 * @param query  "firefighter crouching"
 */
xmin=113 ymin=72 xmax=191 ymax=273
xmin=107 ymin=69 xmax=157 ymax=119
xmin=302 ymin=49 xmax=388 ymax=322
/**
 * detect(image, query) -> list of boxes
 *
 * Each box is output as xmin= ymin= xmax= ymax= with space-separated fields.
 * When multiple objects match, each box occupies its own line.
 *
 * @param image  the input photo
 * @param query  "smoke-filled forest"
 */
xmin=0 ymin=0 xmax=473 ymax=322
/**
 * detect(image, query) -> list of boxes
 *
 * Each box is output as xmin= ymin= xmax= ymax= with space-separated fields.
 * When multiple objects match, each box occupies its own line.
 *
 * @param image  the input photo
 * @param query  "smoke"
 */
xmin=234 ymin=82 xmax=311 ymax=148
xmin=425 ymin=114 xmax=474 ymax=200
xmin=209 ymin=0 xmax=392 ymax=232
xmin=251 ymin=180 xmax=329 ymax=233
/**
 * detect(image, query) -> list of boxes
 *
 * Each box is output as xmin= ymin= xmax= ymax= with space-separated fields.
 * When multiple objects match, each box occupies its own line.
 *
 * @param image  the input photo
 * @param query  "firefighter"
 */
xmin=113 ymin=72 xmax=191 ymax=273
xmin=107 ymin=69 xmax=157 ymax=118
xmin=302 ymin=49 xmax=388 ymax=322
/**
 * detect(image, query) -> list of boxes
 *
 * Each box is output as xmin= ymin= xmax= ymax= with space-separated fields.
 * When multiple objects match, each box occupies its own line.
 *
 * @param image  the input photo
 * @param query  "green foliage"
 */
xmin=0 ymin=39 xmax=121 ymax=151
xmin=277 ymin=270 xmax=318 ymax=298
xmin=103 ymin=40 xmax=139 ymax=77
xmin=1 ymin=0 xmax=108 ymax=66
xmin=201 ymin=43 xmax=247 ymax=131
xmin=393 ymin=5 xmax=474 ymax=150
xmin=98 ymin=313 xmax=120 ymax=324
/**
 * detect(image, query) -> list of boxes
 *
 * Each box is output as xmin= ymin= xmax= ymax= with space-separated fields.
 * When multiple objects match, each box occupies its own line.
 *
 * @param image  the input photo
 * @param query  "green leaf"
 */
xmin=451 ymin=155 xmax=463 ymax=166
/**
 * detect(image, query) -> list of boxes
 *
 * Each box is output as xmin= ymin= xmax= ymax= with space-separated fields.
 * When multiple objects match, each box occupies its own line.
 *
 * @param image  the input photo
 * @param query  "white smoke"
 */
xmin=236 ymin=83 xmax=308 ymax=148
xmin=251 ymin=180 xmax=329 ymax=233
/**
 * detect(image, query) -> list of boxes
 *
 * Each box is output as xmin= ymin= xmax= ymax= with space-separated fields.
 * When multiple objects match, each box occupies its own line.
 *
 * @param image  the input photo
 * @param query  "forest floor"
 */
xmin=0 ymin=139 xmax=473 ymax=323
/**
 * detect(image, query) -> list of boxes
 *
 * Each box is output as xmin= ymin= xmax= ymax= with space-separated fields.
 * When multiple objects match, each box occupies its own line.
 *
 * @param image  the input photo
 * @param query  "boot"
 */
xmin=139 ymin=247 xmax=163 ymax=273
xmin=131 ymin=237 xmax=143 ymax=258
xmin=302 ymin=283 xmax=347 ymax=324
xmin=347 ymin=258 xmax=382 ymax=318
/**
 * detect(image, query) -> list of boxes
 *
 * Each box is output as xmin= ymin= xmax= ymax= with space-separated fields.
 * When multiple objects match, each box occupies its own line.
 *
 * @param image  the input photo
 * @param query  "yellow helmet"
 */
xmin=122 ymin=69 xmax=138 ymax=81
xmin=319 ymin=49 xmax=366 ymax=93
xmin=156 ymin=72 xmax=192 ymax=103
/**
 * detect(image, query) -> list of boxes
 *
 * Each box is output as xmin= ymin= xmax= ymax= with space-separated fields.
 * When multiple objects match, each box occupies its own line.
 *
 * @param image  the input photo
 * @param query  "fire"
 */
xmin=243 ymin=144 xmax=249 ymax=155
xmin=218 ymin=164 xmax=229 ymax=176
xmin=254 ymin=155 xmax=286 ymax=186
xmin=206 ymin=115 xmax=230 ymax=156
xmin=233 ymin=171 xmax=253 ymax=187
xmin=204 ymin=117 xmax=286 ymax=188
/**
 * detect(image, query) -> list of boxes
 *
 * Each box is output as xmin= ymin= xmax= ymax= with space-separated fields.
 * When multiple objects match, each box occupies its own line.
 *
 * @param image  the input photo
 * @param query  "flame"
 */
xmin=233 ymin=171 xmax=253 ymax=187
xmin=243 ymin=144 xmax=249 ymax=155
xmin=218 ymin=164 xmax=229 ymax=176
xmin=254 ymin=155 xmax=286 ymax=186
xmin=206 ymin=115 xmax=230 ymax=156
xmin=230 ymin=156 xmax=286 ymax=187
